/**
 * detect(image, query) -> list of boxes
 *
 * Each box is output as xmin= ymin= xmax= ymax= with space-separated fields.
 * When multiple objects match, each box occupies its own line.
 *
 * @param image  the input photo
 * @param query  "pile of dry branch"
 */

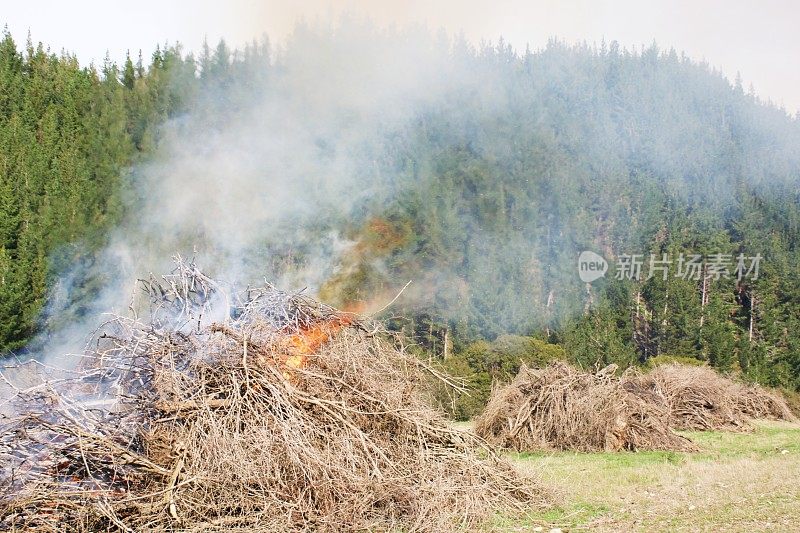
xmin=623 ymin=364 xmax=796 ymax=431
xmin=474 ymin=362 xmax=695 ymax=452
xmin=733 ymin=383 xmax=797 ymax=421
xmin=0 ymin=259 xmax=544 ymax=532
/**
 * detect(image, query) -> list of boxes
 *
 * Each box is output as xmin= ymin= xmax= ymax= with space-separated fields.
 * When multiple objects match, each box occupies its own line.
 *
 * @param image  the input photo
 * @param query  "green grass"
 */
xmin=685 ymin=422 xmax=800 ymax=458
xmin=496 ymin=421 xmax=800 ymax=532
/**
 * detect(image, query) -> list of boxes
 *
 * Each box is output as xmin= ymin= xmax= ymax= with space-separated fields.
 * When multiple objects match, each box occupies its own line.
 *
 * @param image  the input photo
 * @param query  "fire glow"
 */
xmin=281 ymin=314 xmax=355 ymax=378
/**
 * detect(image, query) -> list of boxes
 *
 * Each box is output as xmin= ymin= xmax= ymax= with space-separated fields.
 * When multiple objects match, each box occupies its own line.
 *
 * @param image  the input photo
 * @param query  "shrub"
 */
xmin=435 ymin=335 xmax=566 ymax=420
xmin=643 ymin=354 xmax=705 ymax=370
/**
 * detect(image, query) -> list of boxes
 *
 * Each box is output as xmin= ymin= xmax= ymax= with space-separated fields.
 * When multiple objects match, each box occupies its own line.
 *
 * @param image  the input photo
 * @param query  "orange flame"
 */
xmin=280 ymin=315 xmax=354 ymax=379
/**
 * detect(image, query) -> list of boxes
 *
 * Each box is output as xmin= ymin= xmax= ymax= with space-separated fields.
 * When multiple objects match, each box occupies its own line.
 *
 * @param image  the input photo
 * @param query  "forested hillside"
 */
xmin=0 ymin=31 xmax=199 ymax=349
xmin=1 ymin=26 xmax=799 ymax=407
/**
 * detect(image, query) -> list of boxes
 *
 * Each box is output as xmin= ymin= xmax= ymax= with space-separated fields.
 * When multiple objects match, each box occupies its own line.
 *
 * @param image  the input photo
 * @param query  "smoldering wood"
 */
xmin=0 ymin=257 xmax=545 ymax=531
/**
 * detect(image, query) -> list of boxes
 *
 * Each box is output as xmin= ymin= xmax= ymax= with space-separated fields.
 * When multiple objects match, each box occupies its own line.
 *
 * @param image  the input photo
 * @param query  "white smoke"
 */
xmin=21 ymin=20 xmax=478 ymax=371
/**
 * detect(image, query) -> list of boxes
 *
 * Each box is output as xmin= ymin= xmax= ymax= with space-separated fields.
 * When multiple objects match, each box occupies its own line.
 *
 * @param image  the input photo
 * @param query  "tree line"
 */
xmin=1 ymin=27 xmax=799 ymax=412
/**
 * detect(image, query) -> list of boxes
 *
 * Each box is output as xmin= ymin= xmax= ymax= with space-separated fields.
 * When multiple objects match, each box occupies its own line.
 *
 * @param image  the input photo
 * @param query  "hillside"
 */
xmin=1 ymin=25 xmax=799 ymax=398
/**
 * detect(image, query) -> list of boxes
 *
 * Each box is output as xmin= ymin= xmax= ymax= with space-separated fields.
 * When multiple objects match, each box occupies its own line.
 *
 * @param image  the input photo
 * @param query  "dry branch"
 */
xmin=623 ymin=364 xmax=796 ymax=431
xmin=475 ymin=362 xmax=695 ymax=452
xmin=1 ymin=258 xmax=545 ymax=531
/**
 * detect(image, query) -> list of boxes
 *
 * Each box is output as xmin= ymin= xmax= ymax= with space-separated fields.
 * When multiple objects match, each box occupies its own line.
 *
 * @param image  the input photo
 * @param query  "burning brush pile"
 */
xmin=0 ymin=260 xmax=544 ymax=532
xmin=474 ymin=362 xmax=695 ymax=453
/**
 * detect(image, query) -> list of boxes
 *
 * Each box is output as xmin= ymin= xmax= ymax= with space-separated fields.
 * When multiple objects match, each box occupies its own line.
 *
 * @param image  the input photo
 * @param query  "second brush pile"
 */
xmin=623 ymin=363 xmax=796 ymax=431
xmin=0 ymin=259 xmax=543 ymax=532
xmin=476 ymin=361 xmax=796 ymax=453
xmin=474 ymin=362 xmax=695 ymax=452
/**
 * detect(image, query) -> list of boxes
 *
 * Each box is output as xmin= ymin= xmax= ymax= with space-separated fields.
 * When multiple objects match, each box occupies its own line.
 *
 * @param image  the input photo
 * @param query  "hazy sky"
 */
xmin=3 ymin=0 xmax=798 ymax=113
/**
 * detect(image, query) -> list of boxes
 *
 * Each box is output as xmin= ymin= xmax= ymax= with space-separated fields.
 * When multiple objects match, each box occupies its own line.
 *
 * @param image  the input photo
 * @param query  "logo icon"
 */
xmin=578 ymin=251 xmax=608 ymax=283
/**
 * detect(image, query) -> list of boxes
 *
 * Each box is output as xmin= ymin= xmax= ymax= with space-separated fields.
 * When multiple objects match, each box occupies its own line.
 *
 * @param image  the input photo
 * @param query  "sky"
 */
xmin=2 ymin=0 xmax=799 ymax=113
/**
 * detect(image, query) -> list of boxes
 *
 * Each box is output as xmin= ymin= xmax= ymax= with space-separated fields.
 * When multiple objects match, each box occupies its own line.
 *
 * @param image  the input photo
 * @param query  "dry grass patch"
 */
xmin=504 ymin=421 xmax=800 ymax=532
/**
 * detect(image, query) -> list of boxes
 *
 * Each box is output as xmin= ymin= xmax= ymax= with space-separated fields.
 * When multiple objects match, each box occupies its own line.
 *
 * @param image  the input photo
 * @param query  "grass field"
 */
xmin=492 ymin=421 xmax=800 ymax=532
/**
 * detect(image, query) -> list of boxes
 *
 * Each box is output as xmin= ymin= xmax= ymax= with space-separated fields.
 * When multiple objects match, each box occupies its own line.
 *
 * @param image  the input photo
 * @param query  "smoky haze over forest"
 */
xmin=5 ymin=10 xmax=800 ymax=531
xmin=5 ymin=20 xmax=799 ymax=391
